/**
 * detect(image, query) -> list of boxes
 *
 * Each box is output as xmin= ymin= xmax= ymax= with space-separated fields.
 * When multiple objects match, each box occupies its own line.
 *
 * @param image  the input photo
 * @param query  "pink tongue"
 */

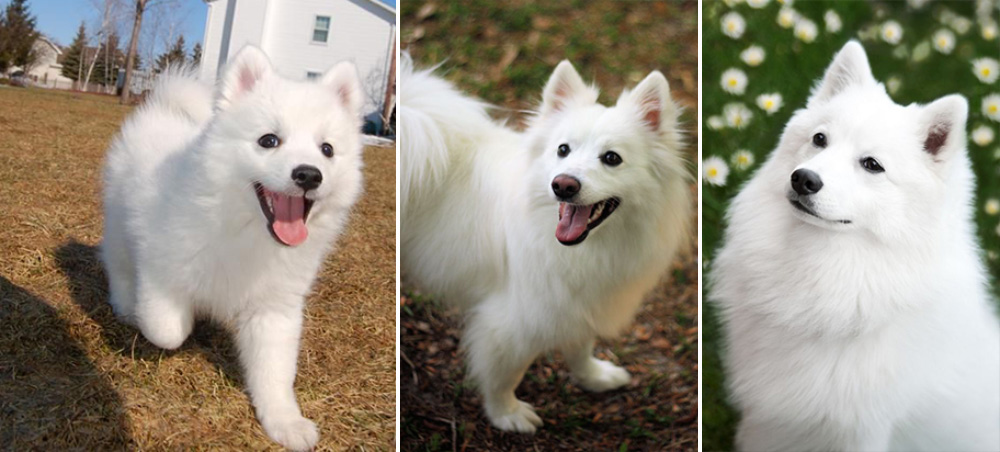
xmin=555 ymin=203 xmax=593 ymax=243
xmin=271 ymin=193 xmax=308 ymax=246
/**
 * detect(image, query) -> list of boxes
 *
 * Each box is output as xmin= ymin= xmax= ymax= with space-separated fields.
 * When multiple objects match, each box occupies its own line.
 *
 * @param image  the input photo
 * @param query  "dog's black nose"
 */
xmin=551 ymin=174 xmax=581 ymax=199
xmin=292 ymin=165 xmax=323 ymax=191
xmin=791 ymin=168 xmax=823 ymax=195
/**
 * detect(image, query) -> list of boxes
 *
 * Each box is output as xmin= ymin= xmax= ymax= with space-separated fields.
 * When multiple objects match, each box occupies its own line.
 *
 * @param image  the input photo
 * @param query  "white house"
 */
xmin=17 ymin=36 xmax=74 ymax=89
xmin=199 ymin=0 xmax=396 ymax=122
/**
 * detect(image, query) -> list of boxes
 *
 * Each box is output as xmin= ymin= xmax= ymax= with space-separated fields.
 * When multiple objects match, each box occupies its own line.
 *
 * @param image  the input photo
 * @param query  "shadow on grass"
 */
xmin=0 ymin=275 xmax=133 ymax=448
xmin=54 ymin=240 xmax=245 ymax=389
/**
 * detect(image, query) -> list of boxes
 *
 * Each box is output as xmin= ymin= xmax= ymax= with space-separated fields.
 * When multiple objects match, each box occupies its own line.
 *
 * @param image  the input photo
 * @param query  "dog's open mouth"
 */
xmin=555 ymin=198 xmax=620 ymax=246
xmin=254 ymin=183 xmax=315 ymax=246
xmin=789 ymin=199 xmax=851 ymax=225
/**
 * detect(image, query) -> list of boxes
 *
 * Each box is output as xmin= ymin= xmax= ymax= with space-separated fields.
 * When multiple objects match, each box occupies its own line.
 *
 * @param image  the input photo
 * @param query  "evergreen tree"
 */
xmin=61 ymin=22 xmax=87 ymax=81
xmin=92 ymin=32 xmax=121 ymax=86
xmin=190 ymin=42 xmax=201 ymax=67
xmin=154 ymin=35 xmax=186 ymax=72
xmin=0 ymin=0 xmax=40 ymax=73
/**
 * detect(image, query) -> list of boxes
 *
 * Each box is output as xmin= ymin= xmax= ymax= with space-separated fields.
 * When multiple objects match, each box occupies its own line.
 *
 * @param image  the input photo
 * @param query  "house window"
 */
xmin=313 ymin=16 xmax=330 ymax=43
xmin=306 ymin=71 xmax=321 ymax=80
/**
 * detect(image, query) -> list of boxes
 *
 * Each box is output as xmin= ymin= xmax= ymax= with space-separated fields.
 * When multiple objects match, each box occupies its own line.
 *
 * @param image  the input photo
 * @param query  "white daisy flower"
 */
xmin=887 ymin=76 xmax=902 ymax=95
xmin=912 ymin=41 xmax=931 ymax=62
xmin=881 ymin=21 xmax=903 ymax=44
xmin=982 ymin=21 xmax=998 ymax=41
xmin=973 ymin=58 xmax=999 ymax=84
xmin=731 ymin=150 xmax=755 ymax=171
xmin=703 ymin=156 xmax=731 ymax=187
xmin=777 ymin=7 xmax=798 ymax=29
xmin=984 ymin=94 xmax=1000 ymax=122
xmin=756 ymin=93 xmax=783 ymax=115
xmin=722 ymin=12 xmax=747 ymax=39
xmin=795 ymin=18 xmax=818 ymax=43
xmin=824 ymin=10 xmax=842 ymax=33
xmin=740 ymin=45 xmax=766 ymax=67
xmin=721 ymin=68 xmax=749 ymax=95
xmin=972 ymin=125 xmax=996 ymax=146
xmin=951 ymin=16 xmax=973 ymax=35
xmin=724 ymin=103 xmax=754 ymax=129
xmin=708 ymin=115 xmax=726 ymax=130
xmin=932 ymin=29 xmax=956 ymax=54
xmin=985 ymin=198 xmax=1000 ymax=216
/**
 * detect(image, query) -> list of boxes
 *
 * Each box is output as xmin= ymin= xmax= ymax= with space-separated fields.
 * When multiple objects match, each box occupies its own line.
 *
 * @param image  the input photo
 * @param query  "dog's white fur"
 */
xmin=400 ymin=55 xmax=691 ymax=432
xmin=100 ymin=46 xmax=363 ymax=450
xmin=710 ymin=41 xmax=1000 ymax=451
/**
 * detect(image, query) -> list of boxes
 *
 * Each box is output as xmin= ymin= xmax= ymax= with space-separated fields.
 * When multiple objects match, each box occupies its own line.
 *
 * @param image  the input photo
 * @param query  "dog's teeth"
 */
xmin=589 ymin=202 xmax=604 ymax=223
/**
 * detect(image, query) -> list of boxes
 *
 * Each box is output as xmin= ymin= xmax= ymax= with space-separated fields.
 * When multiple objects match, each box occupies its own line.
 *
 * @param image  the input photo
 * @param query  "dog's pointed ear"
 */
xmin=541 ymin=60 xmax=589 ymax=117
xmin=919 ymin=94 xmax=967 ymax=161
xmin=625 ymin=71 xmax=676 ymax=134
xmin=217 ymin=46 xmax=272 ymax=110
xmin=321 ymin=61 xmax=363 ymax=117
xmin=808 ymin=40 xmax=875 ymax=106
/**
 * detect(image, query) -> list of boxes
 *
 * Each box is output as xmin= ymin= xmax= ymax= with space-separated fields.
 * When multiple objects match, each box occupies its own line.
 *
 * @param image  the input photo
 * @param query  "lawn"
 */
xmin=701 ymin=1 xmax=1000 ymax=450
xmin=0 ymin=87 xmax=396 ymax=450
xmin=400 ymin=1 xmax=699 ymax=450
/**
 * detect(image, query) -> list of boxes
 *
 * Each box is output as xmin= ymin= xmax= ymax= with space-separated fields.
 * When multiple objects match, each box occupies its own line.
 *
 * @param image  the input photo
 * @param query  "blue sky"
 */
xmin=17 ymin=0 xmax=395 ymax=53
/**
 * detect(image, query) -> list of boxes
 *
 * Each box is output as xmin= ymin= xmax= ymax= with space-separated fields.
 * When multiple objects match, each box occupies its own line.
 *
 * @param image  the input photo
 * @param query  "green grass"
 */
xmin=701 ymin=1 xmax=1000 ymax=450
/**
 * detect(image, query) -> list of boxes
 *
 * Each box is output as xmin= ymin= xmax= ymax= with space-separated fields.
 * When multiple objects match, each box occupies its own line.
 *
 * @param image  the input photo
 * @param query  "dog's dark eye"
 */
xmin=812 ymin=132 xmax=827 ymax=148
xmin=258 ymin=133 xmax=281 ymax=149
xmin=860 ymin=157 xmax=884 ymax=173
xmin=601 ymin=151 xmax=622 ymax=166
xmin=321 ymin=143 xmax=334 ymax=158
xmin=557 ymin=144 xmax=570 ymax=158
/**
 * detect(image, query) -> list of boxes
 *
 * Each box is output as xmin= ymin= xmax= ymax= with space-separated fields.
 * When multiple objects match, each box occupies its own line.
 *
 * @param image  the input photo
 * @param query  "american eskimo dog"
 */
xmin=710 ymin=41 xmax=1000 ymax=451
xmin=399 ymin=55 xmax=691 ymax=432
xmin=100 ymin=46 xmax=364 ymax=450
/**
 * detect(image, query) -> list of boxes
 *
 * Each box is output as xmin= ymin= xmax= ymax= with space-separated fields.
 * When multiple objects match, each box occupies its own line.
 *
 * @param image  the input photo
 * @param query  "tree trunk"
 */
xmin=83 ymin=43 xmax=102 ymax=92
xmin=120 ymin=0 xmax=147 ymax=105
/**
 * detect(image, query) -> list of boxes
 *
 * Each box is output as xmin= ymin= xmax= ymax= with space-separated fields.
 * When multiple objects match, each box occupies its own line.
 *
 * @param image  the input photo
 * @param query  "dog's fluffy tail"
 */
xmin=399 ymin=54 xmax=494 ymax=220
xmin=140 ymin=65 xmax=214 ymax=125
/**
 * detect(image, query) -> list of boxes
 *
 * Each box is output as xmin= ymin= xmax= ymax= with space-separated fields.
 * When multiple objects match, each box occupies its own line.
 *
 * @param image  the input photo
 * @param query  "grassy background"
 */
xmin=0 ymin=87 xmax=395 ymax=450
xmin=400 ymin=0 xmax=699 ymax=450
xmin=701 ymin=1 xmax=1000 ymax=450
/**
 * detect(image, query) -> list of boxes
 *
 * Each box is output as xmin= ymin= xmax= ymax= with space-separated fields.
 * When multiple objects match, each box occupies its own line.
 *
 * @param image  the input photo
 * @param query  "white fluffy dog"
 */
xmin=400 ymin=56 xmax=691 ymax=432
xmin=710 ymin=41 xmax=1000 ymax=451
xmin=100 ymin=46 xmax=363 ymax=450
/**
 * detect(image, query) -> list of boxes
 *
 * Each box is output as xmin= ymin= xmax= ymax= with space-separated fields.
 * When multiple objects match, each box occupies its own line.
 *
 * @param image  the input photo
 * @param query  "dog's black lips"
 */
xmin=253 ymin=182 xmax=315 ymax=245
xmin=558 ymin=197 xmax=621 ymax=246
xmin=789 ymin=199 xmax=851 ymax=225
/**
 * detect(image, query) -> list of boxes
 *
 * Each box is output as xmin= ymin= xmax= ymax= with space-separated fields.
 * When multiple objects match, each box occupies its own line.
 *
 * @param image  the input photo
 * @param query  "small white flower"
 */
xmin=887 ymin=76 xmax=902 ymax=95
xmin=951 ymin=16 xmax=973 ymax=35
xmin=721 ymin=68 xmax=749 ymax=95
xmin=740 ymin=45 xmax=766 ymax=67
xmin=731 ymin=150 xmax=755 ymax=170
xmin=912 ymin=41 xmax=931 ymax=62
xmin=777 ymin=7 xmax=798 ymax=29
xmin=722 ymin=12 xmax=747 ymax=39
xmin=824 ymin=10 xmax=842 ymax=33
xmin=984 ymin=94 xmax=1000 ymax=122
xmin=986 ymin=198 xmax=1000 ymax=216
xmin=972 ymin=125 xmax=996 ymax=146
xmin=972 ymin=58 xmax=999 ymax=84
xmin=982 ymin=21 xmax=998 ymax=41
xmin=747 ymin=0 xmax=770 ymax=8
xmin=795 ymin=18 xmax=819 ymax=43
xmin=881 ymin=21 xmax=903 ymax=44
xmin=724 ymin=103 xmax=754 ymax=129
xmin=932 ymin=29 xmax=956 ymax=54
xmin=708 ymin=115 xmax=726 ymax=130
xmin=703 ymin=156 xmax=731 ymax=186
xmin=756 ymin=93 xmax=783 ymax=115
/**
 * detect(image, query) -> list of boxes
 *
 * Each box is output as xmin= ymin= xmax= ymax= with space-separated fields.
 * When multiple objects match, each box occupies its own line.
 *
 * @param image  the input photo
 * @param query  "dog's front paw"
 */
xmin=487 ymin=400 xmax=543 ymax=433
xmin=576 ymin=359 xmax=632 ymax=392
xmin=262 ymin=414 xmax=319 ymax=451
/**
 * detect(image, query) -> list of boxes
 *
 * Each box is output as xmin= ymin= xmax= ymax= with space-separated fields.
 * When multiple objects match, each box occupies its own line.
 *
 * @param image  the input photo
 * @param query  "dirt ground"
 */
xmin=0 ymin=87 xmax=396 ymax=450
xmin=400 ymin=1 xmax=700 ymax=450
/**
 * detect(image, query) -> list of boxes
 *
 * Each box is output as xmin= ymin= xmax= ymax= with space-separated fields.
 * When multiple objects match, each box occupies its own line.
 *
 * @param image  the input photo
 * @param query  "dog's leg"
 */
xmin=564 ymin=339 xmax=632 ymax=392
xmin=134 ymin=280 xmax=194 ymax=350
xmin=235 ymin=307 xmax=318 ymax=451
xmin=465 ymin=311 xmax=543 ymax=433
xmin=100 ymin=237 xmax=137 ymax=323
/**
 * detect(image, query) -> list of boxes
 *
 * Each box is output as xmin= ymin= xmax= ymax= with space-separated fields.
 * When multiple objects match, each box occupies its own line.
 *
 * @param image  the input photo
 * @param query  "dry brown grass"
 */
xmin=0 ymin=87 xmax=396 ymax=450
